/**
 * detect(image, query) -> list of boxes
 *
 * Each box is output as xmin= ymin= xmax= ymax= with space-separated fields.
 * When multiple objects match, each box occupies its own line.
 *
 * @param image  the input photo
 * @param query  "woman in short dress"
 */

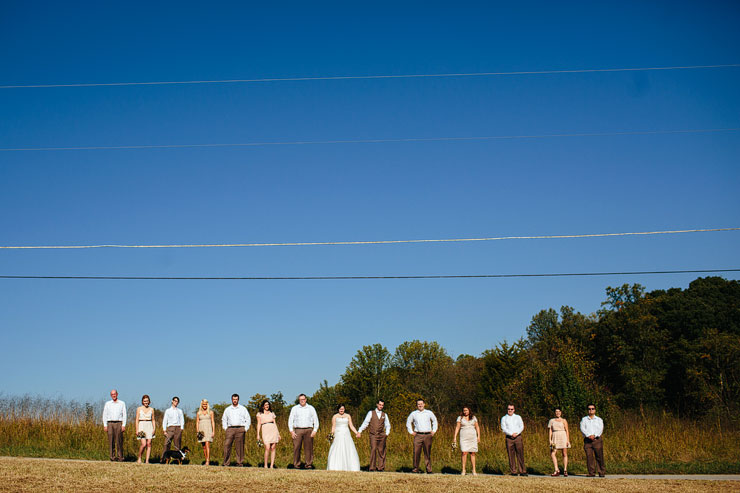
xmin=196 ymin=399 xmax=215 ymax=465
xmin=256 ymin=400 xmax=281 ymax=468
xmin=135 ymin=394 xmax=156 ymax=464
xmin=453 ymin=406 xmax=481 ymax=475
xmin=548 ymin=407 xmax=571 ymax=476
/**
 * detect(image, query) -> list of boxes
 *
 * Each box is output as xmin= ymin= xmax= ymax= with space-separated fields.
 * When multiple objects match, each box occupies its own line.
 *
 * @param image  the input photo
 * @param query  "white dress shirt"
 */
xmin=288 ymin=404 xmax=319 ymax=432
xmin=500 ymin=413 xmax=524 ymax=436
xmin=358 ymin=409 xmax=391 ymax=435
xmin=406 ymin=409 xmax=438 ymax=434
xmin=162 ymin=407 xmax=185 ymax=430
xmin=102 ymin=399 xmax=127 ymax=427
xmin=221 ymin=404 xmax=251 ymax=430
xmin=580 ymin=415 xmax=604 ymax=437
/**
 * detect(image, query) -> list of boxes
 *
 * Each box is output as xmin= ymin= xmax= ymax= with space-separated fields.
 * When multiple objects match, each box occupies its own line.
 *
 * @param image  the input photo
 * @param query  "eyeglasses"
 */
xmin=587 ymin=407 xmax=595 ymax=410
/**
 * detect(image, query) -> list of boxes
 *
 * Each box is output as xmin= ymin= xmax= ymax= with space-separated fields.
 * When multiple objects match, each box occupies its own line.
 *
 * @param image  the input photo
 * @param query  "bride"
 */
xmin=326 ymin=404 xmax=361 ymax=471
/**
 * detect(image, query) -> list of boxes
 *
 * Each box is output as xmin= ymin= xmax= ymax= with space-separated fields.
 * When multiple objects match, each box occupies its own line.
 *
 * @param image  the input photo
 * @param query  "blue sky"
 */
xmin=1 ymin=1 xmax=739 ymax=413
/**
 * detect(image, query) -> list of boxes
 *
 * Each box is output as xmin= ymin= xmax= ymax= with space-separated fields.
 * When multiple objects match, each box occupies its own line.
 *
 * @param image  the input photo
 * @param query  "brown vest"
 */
xmin=368 ymin=410 xmax=387 ymax=437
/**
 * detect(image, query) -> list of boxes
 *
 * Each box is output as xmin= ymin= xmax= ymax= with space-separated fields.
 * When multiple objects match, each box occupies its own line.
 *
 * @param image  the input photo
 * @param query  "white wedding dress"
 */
xmin=326 ymin=416 xmax=361 ymax=471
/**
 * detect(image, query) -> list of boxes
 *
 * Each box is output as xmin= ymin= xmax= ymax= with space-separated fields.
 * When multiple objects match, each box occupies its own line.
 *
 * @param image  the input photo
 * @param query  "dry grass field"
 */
xmin=0 ymin=457 xmax=738 ymax=493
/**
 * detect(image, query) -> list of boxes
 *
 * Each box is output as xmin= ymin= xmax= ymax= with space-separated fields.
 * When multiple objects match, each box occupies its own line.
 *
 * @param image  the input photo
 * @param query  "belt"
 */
xmin=107 ymin=421 xmax=122 ymax=423
xmin=416 ymin=432 xmax=431 ymax=435
xmin=261 ymin=422 xmax=275 ymax=425
xmin=228 ymin=425 xmax=245 ymax=428
xmin=294 ymin=427 xmax=313 ymax=429
xmin=585 ymin=436 xmax=601 ymax=440
xmin=506 ymin=434 xmax=520 ymax=439
xmin=140 ymin=420 xmax=152 ymax=422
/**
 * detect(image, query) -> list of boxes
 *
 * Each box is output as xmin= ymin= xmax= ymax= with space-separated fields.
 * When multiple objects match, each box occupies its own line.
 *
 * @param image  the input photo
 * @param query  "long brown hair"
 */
xmin=460 ymin=405 xmax=475 ymax=421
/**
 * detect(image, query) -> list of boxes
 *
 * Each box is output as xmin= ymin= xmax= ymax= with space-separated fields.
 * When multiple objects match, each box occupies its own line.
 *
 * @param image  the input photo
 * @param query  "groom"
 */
xmin=357 ymin=399 xmax=391 ymax=471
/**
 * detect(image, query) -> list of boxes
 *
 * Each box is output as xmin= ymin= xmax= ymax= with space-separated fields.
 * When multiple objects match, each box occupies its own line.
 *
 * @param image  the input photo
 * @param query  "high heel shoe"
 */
xmin=551 ymin=471 xmax=560 ymax=477
xmin=563 ymin=470 xmax=568 ymax=477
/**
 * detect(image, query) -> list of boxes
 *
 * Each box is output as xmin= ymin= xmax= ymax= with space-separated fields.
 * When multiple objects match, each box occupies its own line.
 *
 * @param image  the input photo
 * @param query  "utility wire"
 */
xmin=1 ymin=269 xmax=738 ymax=281
xmin=1 ymin=228 xmax=738 ymax=250
xmin=1 ymin=127 xmax=738 ymax=152
xmin=1 ymin=64 xmax=739 ymax=89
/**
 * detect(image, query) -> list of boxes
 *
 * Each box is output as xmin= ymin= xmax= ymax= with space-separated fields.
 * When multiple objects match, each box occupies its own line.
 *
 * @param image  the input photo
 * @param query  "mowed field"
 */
xmin=1 ymin=457 xmax=738 ymax=493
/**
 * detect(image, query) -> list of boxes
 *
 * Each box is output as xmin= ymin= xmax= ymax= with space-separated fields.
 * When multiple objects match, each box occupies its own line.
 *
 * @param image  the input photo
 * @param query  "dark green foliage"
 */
xmin=308 ymin=277 xmax=740 ymax=420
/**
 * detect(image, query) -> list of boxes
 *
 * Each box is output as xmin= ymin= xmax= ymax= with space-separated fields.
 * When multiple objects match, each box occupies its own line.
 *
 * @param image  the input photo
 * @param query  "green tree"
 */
xmin=477 ymin=340 xmax=526 ymax=415
xmin=340 ymin=344 xmax=393 ymax=410
xmin=594 ymin=284 xmax=669 ymax=409
xmin=392 ymin=340 xmax=455 ymax=414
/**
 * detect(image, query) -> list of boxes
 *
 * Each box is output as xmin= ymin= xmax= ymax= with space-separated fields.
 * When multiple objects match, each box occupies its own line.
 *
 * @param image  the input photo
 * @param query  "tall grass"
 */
xmin=1 ymin=396 xmax=738 ymax=474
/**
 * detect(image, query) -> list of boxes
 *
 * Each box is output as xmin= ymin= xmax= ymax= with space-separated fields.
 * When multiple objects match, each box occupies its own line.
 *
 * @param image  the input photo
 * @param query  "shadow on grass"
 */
xmin=482 ymin=464 xmax=504 ymax=475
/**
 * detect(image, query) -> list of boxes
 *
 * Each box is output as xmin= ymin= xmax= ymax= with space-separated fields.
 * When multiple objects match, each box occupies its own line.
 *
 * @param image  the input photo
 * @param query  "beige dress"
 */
xmin=457 ymin=416 xmax=478 ymax=453
xmin=198 ymin=411 xmax=214 ymax=443
xmin=259 ymin=412 xmax=280 ymax=445
xmin=548 ymin=418 xmax=568 ymax=449
xmin=137 ymin=407 xmax=154 ymax=439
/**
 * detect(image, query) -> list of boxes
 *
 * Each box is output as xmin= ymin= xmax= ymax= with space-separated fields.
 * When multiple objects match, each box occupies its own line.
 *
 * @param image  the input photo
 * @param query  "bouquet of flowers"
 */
xmin=327 ymin=433 xmax=335 ymax=443
xmin=451 ymin=441 xmax=457 ymax=451
xmin=257 ymin=439 xmax=264 ymax=448
xmin=197 ymin=431 xmax=204 ymax=441
xmin=136 ymin=431 xmax=146 ymax=439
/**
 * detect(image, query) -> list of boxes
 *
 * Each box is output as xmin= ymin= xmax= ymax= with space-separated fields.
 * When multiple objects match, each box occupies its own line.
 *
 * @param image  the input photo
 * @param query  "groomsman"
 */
xmin=500 ymin=403 xmax=527 ymax=476
xmin=221 ymin=393 xmax=251 ymax=466
xmin=102 ymin=389 xmax=126 ymax=461
xmin=406 ymin=399 xmax=437 ymax=474
xmin=288 ymin=394 xmax=319 ymax=469
xmin=161 ymin=396 xmax=185 ymax=462
xmin=357 ymin=399 xmax=391 ymax=471
xmin=580 ymin=404 xmax=605 ymax=477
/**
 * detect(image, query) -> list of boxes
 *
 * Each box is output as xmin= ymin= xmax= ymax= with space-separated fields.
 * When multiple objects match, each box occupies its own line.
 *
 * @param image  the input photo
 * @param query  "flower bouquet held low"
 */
xmin=257 ymin=439 xmax=264 ymax=448
xmin=327 ymin=433 xmax=335 ymax=443
xmin=136 ymin=431 xmax=146 ymax=439
xmin=197 ymin=431 xmax=204 ymax=441
xmin=451 ymin=441 xmax=457 ymax=451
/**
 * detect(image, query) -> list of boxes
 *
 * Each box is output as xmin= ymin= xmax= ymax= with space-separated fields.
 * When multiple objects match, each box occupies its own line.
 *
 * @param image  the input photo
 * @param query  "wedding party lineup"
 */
xmin=103 ymin=389 xmax=606 ymax=477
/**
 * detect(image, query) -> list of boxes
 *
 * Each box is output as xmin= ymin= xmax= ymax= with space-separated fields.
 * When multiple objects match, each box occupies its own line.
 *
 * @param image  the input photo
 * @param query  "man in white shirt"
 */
xmin=406 ymin=398 xmax=437 ymax=473
xmin=102 ymin=389 xmax=126 ymax=462
xmin=580 ymin=404 xmax=605 ymax=477
xmin=500 ymin=403 xmax=527 ymax=476
xmin=221 ymin=393 xmax=251 ymax=466
xmin=357 ymin=399 xmax=391 ymax=471
xmin=288 ymin=394 xmax=319 ymax=469
xmin=160 ymin=396 xmax=185 ymax=462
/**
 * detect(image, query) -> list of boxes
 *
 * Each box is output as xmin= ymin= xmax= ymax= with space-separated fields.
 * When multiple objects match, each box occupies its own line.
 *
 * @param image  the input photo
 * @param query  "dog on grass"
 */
xmin=161 ymin=447 xmax=190 ymax=465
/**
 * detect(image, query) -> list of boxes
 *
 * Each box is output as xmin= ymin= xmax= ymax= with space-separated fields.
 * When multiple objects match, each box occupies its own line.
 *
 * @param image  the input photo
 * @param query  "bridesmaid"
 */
xmin=547 ymin=407 xmax=571 ymax=476
xmin=256 ymin=400 xmax=281 ymax=468
xmin=453 ymin=406 xmax=481 ymax=475
xmin=196 ymin=399 xmax=215 ymax=465
xmin=135 ymin=394 xmax=156 ymax=464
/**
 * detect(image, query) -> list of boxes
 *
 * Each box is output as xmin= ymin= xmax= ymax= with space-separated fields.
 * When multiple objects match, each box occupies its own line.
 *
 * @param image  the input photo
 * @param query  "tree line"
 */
xmin=301 ymin=277 xmax=740 ymax=422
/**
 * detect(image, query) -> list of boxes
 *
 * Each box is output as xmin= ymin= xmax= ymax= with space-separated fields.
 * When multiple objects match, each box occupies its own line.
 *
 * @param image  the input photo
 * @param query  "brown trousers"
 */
xmin=292 ymin=428 xmax=314 ymax=467
xmin=106 ymin=421 xmax=124 ymax=460
xmin=505 ymin=435 xmax=525 ymax=474
xmin=368 ymin=433 xmax=387 ymax=471
xmin=223 ymin=426 xmax=245 ymax=465
xmin=163 ymin=426 xmax=182 ymax=454
xmin=412 ymin=433 xmax=433 ymax=473
xmin=584 ymin=437 xmax=605 ymax=475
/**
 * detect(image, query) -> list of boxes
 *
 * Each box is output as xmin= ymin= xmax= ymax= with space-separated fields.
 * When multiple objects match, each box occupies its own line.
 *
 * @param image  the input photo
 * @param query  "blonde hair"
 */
xmin=199 ymin=399 xmax=211 ymax=413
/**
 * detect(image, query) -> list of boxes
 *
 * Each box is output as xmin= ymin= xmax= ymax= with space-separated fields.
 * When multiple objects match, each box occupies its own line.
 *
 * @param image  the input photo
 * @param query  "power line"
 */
xmin=1 ymin=228 xmax=737 ymax=250
xmin=1 ymin=127 xmax=738 ymax=152
xmin=1 ymin=269 xmax=738 ymax=281
xmin=1 ymin=64 xmax=739 ymax=89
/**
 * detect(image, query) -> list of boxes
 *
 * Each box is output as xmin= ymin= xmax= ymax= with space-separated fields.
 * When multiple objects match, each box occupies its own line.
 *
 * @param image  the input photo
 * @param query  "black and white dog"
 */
xmin=161 ymin=446 xmax=190 ymax=465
